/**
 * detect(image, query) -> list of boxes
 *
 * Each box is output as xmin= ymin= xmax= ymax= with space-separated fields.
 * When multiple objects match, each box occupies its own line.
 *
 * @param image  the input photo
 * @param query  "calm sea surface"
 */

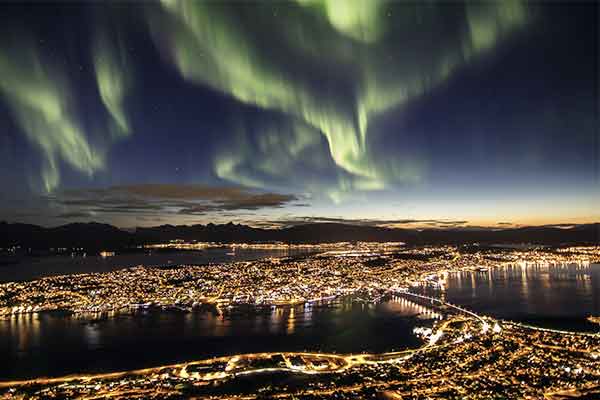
xmin=1 ymin=261 xmax=598 ymax=380
xmin=0 ymin=248 xmax=316 ymax=283
xmin=0 ymin=296 xmax=434 ymax=380
xmin=440 ymin=262 xmax=600 ymax=333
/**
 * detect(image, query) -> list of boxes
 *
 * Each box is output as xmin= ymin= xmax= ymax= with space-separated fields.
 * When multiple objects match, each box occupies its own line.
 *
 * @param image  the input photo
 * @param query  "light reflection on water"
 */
xmin=0 ymin=295 xmax=440 ymax=380
xmin=441 ymin=262 xmax=600 ymax=332
xmin=0 ymin=248 xmax=318 ymax=283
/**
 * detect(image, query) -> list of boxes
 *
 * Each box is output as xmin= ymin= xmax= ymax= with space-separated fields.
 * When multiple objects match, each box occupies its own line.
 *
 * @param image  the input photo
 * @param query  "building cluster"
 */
xmin=1 ymin=303 xmax=598 ymax=399
xmin=1 ymin=245 xmax=598 ymax=317
xmin=144 ymin=240 xmax=405 ymax=251
xmin=1 ymin=245 xmax=599 ymax=398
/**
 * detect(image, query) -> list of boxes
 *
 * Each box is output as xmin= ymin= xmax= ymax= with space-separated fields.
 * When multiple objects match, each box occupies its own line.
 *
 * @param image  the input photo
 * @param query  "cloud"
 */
xmin=48 ymin=183 xmax=300 ymax=218
xmin=95 ymin=184 xmax=293 ymax=202
xmin=56 ymin=211 xmax=95 ymax=219
xmin=268 ymin=216 xmax=468 ymax=229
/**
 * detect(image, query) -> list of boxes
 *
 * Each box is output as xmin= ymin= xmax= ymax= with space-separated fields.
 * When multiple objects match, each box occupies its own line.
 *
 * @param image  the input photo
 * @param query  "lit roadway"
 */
xmin=1 ymin=247 xmax=599 ymax=398
xmin=0 ymin=293 xmax=486 ymax=388
xmin=1 ymin=292 xmax=598 ymax=399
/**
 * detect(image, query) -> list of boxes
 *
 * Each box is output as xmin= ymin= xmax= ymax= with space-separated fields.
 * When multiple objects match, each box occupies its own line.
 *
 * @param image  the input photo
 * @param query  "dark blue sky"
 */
xmin=0 ymin=1 xmax=597 ymax=228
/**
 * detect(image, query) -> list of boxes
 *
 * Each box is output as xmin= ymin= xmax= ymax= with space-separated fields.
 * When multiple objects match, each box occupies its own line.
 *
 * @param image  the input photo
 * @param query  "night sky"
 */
xmin=0 ymin=1 xmax=597 ymax=228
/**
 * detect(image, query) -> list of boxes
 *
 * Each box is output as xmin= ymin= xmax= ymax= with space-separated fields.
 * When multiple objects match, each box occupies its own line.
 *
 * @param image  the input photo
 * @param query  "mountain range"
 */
xmin=0 ymin=221 xmax=598 ymax=252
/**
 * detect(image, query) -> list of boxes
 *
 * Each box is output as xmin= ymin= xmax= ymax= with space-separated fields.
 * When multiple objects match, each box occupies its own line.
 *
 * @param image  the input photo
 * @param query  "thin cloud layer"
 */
xmin=269 ymin=216 xmax=469 ymax=229
xmin=48 ymin=184 xmax=299 ymax=219
xmin=1 ymin=2 xmax=596 ymax=228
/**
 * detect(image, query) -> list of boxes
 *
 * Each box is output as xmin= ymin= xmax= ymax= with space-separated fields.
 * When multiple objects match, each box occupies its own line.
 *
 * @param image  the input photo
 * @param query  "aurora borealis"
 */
xmin=0 ymin=1 xmax=597 ymax=228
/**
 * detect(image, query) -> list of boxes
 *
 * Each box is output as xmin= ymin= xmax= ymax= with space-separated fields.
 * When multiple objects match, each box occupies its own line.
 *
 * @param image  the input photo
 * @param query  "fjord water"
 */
xmin=2 ymin=262 xmax=598 ymax=380
xmin=442 ymin=262 xmax=600 ymax=332
xmin=0 ymin=248 xmax=317 ymax=283
xmin=0 ymin=295 xmax=435 ymax=380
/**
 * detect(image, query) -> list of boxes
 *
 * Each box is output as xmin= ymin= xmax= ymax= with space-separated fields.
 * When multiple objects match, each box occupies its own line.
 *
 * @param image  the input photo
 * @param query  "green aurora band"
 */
xmin=151 ymin=0 xmax=529 ymax=200
xmin=93 ymin=30 xmax=132 ymax=137
xmin=0 ymin=27 xmax=133 ymax=193
xmin=0 ymin=42 xmax=104 ymax=193
xmin=0 ymin=1 xmax=529 ymax=199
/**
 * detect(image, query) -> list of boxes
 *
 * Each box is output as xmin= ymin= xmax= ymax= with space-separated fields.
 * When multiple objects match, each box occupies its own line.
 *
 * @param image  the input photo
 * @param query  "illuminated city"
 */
xmin=1 ymin=245 xmax=600 ymax=398
xmin=2 ymin=315 xmax=599 ymax=399
xmin=2 ymin=245 xmax=597 ymax=317
xmin=0 ymin=0 xmax=598 ymax=398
